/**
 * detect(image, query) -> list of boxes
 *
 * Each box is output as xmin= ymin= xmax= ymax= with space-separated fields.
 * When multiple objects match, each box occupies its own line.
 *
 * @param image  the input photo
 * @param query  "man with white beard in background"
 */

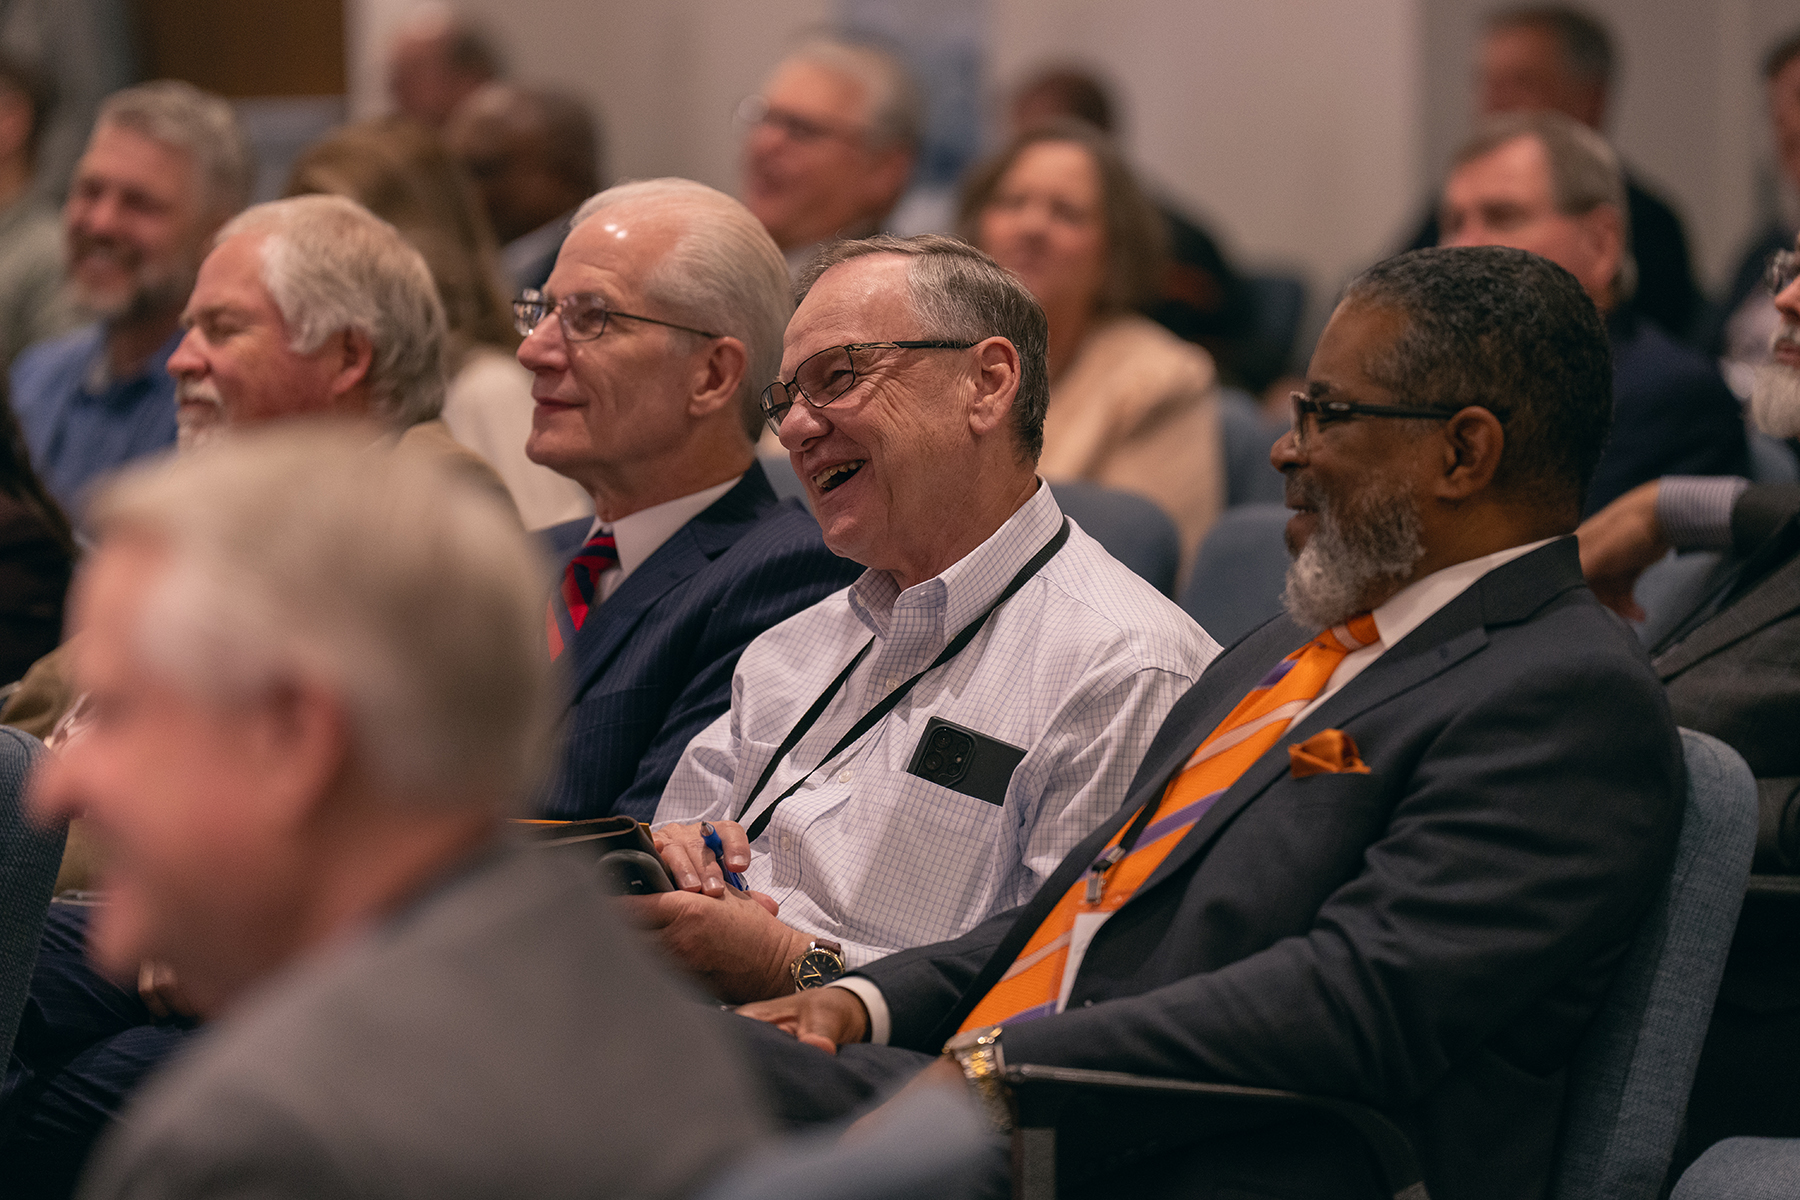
xmin=1578 ymin=234 xmax=1800 ymax=1160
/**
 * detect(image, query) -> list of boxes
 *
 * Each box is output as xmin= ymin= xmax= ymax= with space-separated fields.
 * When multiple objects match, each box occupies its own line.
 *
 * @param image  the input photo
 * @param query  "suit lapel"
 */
xmin=563 ymin=466 xmax=778 ymax=697
xmin=1654 ymin=549 xmax=1800 ymax=679
xmin=933 ymin=538 xmax=1583 ymax=1041
xmin=1128 ymin=539 xmax=1580 ymax=908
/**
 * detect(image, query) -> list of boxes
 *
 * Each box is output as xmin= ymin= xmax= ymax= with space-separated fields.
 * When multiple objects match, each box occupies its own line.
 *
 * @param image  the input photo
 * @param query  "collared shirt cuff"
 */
xmin=1656 ymin=476 xmax=1750 ymax=551
xmin=826 ymin=976 xmax=891 ymax=1045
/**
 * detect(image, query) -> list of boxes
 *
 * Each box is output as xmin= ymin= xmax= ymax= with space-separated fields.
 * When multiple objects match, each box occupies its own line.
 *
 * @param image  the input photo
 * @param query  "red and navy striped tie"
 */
xmin=546 ymin=527 xmax=618 ymax=661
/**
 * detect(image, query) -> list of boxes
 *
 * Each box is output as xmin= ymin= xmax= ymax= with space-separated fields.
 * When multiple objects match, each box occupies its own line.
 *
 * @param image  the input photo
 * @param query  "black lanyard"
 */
xmin=737 ymin=518 xmax=1071 ymax=842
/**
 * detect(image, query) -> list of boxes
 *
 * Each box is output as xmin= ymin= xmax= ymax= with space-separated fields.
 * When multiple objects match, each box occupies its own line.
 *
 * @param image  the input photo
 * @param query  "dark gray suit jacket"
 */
xmin=859 ymin=540 xmax=1683 ymax=1200
xmin=1655 ymin=484 xmax=1800 ymax=872
xmin=77 ymin=847 xmax=768 ymax=1200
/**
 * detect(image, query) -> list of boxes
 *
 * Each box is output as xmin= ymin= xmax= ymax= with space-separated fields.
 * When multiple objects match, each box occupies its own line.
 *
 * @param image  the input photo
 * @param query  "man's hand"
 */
xmin=653 ymin=819 xmax=750 ymax=896
xmin=619 ymin=884 xmax=809 ymax=1004
xmin=738 ymin=984 xmax=871 ymax=1053
xmin=1577 ymin=480 xmax=1667 ymax=621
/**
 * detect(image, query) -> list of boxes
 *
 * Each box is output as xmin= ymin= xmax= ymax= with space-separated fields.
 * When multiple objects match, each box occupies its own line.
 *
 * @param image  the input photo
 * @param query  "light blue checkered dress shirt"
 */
xmin=655 ymin=483 xmax=1220 ymax=967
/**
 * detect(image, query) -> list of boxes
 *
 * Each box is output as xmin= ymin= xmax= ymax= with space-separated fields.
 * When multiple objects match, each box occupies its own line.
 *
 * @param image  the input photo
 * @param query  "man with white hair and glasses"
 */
xmin=515 ymin=177 xmax=860 ymax=823
xmin=638 ymin=233 xmax=1214 ymax=1005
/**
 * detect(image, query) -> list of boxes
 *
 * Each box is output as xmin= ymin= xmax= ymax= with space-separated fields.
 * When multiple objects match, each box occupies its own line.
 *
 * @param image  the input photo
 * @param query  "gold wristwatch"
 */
xmin=789 ymin=938 xmax=845 ymax=990
xmin=943 ymin=1024 xmax=1012 ymax=1132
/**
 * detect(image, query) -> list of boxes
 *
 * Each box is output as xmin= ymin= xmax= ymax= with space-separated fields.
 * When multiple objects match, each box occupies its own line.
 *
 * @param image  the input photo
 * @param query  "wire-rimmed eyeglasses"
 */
xmin=760 ymin=341 xmax=978 ymax=434
xmin=513 ymin=288 xmax=723 ymax=344
xmin=734 ymin=95 xmax=866 ymax=146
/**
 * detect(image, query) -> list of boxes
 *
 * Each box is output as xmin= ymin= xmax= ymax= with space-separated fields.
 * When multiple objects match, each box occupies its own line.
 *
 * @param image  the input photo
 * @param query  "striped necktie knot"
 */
xmin=547 ymin=527 xmax=618 ymax=660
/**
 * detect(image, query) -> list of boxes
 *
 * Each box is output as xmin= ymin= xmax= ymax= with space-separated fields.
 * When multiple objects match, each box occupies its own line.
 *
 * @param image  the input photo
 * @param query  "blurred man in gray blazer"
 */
xmin=28 ymin=425 xmax=764 ymax=1200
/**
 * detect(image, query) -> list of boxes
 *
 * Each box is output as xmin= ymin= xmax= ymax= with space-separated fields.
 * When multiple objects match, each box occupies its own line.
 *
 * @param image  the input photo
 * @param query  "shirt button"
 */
xmin=838 ymin=769 xmax=853 ymax=784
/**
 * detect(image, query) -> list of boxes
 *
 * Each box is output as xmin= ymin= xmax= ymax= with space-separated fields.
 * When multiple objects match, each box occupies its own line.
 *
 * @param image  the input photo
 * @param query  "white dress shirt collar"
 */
xmin=586 ymin=476 xmax=741 ymax=601
xmin=1289 ymin=534 xmax=1562 ymax=728
xmin=846 ymin=480 xmax=1062 ymax=640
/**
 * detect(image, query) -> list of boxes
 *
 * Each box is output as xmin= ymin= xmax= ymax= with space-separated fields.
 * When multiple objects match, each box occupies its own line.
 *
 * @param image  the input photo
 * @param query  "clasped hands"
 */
xmin=617 ymin=818 xmax=814 ymax=1004
xmin=624 ymin=821 xmax=971 ymax=1118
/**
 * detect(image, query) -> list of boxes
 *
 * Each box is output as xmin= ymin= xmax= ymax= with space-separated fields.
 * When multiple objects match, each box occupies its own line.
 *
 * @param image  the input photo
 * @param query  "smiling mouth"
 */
xmin=813 ymin=461 xmax=865 ymax=492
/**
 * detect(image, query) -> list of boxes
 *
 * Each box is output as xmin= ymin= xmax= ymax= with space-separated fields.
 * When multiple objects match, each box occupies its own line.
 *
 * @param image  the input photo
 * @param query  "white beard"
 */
xmin=1283 ymin=473 xmax=1426 ymax=631
xmin=1750 ymin=359 xmax=1800 ymax=440
xmin=175 ymin=381 xmax=229 ymax=454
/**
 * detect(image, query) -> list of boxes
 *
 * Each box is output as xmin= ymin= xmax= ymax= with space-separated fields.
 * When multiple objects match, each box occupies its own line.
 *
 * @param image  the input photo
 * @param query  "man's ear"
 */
xmin=327 ymin=328 xmax=376 ymax=405
xmin=251 ymin=677 xmax=353 ymax=830
xmin=966 ymin=336 xmax=1021 ymax=438
xmin=1580 ymin=204 xmax=1625 ymax=307
xmin=1435 ymin=406 xmax=1505 ymax=501
xmin=686 ymin=336 xmax=749 ymax=420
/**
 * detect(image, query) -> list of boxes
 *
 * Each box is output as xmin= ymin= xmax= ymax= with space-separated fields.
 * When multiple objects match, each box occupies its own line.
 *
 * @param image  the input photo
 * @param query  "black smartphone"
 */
xmin=906 ymin=717 xmax=1027 ymax=806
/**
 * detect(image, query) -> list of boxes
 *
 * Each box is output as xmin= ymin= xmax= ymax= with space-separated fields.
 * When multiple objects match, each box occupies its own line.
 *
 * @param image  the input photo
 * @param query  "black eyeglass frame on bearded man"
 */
xmin=1287 ymin=392 xmax=1510 ymax=450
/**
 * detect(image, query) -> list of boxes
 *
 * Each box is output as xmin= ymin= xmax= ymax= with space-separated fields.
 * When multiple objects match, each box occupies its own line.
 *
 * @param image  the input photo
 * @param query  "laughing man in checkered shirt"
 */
xmin=633 ymin=234 xmax=1218 ymax=1003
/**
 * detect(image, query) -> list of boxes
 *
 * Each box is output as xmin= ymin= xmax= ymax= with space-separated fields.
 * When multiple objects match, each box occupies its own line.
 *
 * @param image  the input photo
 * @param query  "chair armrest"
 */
xmin=1004 ymin=1064 xmax=1427 ymax=1200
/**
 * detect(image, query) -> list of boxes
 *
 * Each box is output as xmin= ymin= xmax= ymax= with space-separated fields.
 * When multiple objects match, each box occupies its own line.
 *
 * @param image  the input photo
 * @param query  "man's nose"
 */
xmin=1776 ymin=274 xmax=1800 ymax=323
xmin=777 ymin=395 xmax=829 ymax=452
xmin=1271 ymin=424 xmax=1304 ymax=471
xmin=72 ymin=190 xmax=124 ymax=236
xmin=167 ymin=328 xmax=205 ymax=378
xmin=517 ymin=314 xmax=566 ymax=371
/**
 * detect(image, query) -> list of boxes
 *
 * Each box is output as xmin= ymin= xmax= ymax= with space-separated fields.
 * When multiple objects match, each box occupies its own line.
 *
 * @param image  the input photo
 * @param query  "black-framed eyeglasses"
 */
xmin=513 ymin=288 xmax=723 ymax=343
xmin=761 ymin=340 xmax=979 ymax=433
xmin=1289 ymin=392 xmax=1483 ymax=448
xmin=734 ymin=95 xmax=865 ymax=146
xmin=1766 ymin=248 xmax=1800 ymax=297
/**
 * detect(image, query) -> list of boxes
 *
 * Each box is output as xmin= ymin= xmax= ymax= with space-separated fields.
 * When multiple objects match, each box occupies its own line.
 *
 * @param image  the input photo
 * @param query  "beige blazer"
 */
xmin=1037 ymin=313 xmax=1225 ymax=574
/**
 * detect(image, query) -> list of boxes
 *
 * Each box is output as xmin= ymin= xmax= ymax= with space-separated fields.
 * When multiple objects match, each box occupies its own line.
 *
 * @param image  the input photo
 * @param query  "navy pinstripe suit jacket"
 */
xmin=537 ymin=463 xmax=859 ymax=822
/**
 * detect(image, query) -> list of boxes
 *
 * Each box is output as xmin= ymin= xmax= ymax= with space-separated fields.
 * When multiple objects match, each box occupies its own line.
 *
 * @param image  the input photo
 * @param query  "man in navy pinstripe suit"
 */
xmin=519 ymin=178 xmax=858 ymax=822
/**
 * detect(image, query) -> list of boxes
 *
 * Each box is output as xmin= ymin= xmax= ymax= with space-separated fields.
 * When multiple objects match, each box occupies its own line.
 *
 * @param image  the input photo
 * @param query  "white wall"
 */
xmin=350 ymin=0 xmax=1421 ymax=331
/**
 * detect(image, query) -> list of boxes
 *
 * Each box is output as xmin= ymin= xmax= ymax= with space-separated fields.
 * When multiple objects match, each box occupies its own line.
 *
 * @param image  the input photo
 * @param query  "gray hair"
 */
xmin=95 ymin=81 xmax=253 ymax=218
xmin=88 ymin=422 xmax=558 ymax=808
xmin=1452 ymin=109 xmax=1636 ymax=303
xmin=1486 ymin=5 xmax=1614 ymax=89
xmin=218 ymin=196 xmax=449 ymax=427
xmin=573 ymin=179 xmax=790 ymax=441
xmin=798 ymin=233 xmax=1050 ymax=462
xmin=782 ymin=37 xmax=923 ymax=152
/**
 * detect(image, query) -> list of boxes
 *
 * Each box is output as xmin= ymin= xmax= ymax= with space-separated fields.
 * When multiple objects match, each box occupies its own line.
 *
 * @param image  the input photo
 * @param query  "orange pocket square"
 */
xmin=1288 ymin=729 xmax=1371 ymax=778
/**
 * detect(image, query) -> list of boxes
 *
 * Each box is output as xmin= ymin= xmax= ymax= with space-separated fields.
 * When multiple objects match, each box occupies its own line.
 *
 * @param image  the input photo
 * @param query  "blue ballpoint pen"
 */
xmin=699 ymin=822 xmax=747 ymax=891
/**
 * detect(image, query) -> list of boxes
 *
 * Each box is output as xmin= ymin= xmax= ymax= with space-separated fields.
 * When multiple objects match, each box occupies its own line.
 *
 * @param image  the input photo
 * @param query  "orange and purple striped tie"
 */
xmin=958 ymin=613 xmax=1380 ymax=1031
xmin=546 ymin=528 xmax=618 ymax=661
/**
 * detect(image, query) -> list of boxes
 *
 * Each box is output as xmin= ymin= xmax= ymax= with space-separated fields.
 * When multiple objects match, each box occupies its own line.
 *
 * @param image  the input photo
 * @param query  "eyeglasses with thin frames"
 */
xmin=513 ymin=288 xmax=723 ymax=344
xmin=761 ymin=341 xmax=978 ymax=434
